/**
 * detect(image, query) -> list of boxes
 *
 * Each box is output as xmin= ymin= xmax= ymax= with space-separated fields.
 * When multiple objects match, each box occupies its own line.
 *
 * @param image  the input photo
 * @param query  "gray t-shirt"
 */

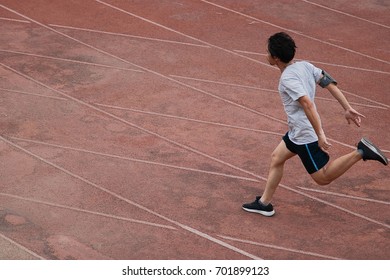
xmin=278 ymin=61 xmax=322 ymax=144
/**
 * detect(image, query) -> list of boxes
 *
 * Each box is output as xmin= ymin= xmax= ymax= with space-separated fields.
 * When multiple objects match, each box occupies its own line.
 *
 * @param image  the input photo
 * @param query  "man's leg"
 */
xmin=311 ymin=138 xmax=388 ymax=185
xmin=242 ymin=140 xmax=295 ymax=216
xmin=311 ymin=150 xmax=362 ymax=185
xmin=260 ymin=140 xmax=296 ymax=204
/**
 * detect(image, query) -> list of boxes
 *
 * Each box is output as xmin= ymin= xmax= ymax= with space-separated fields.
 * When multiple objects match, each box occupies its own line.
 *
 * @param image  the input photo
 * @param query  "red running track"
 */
xmin=0 ymin=0 xmax=389 ymax=260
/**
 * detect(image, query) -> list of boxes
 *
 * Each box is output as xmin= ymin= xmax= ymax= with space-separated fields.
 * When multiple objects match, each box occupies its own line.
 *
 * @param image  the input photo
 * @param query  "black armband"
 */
xmin=318 ymin=70 xmax=337 ymax=88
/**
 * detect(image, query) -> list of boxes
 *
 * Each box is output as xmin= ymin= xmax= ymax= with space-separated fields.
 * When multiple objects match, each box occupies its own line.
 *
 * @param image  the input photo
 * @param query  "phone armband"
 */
xmin=318 ymin=70 xmax=337 ymax=88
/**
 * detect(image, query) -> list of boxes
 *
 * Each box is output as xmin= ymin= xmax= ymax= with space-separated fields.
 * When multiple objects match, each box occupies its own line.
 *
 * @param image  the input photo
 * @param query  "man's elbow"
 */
xmin=298 ymin=96 xmax=314 ymax=110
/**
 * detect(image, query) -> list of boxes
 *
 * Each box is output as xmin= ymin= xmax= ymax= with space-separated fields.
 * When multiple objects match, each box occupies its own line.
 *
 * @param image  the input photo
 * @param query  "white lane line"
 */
xmin=3 ymin=3 xmax=388 ymax=112
xmin=0 ymin=60 xmax=282 ymax=178
xmin=201 ymin=0 xmax=390 ymax=65
xmin=315 ymin=97 xmax=388 ymax=110
xmin=342 ymin=89 xmax=390 ymax=109
xmin=0 ymin=232 xmax=45 ymax=259
xmin=329 ymin=137 xmax=389 ymax=154
xmin=0 ymin=192 xmax=177 ymax=230
xmin=170 ymin=74 xmax=278 ymax=91
xmin=0 ymin=16 xmax=30 ymax=23
xmin=3 ymin=59 xmax=389 ymax=222
xmin=0 ymin=4 xmax=286 ymax=125
xmin=301 ymin=0 xmax=390 ymax=29
xmin=48 ymin=23 xmax=211 ymax=48
xmin=279 ymin=182 xmax=390 ymax=229
xmin=233 ymin=49 xmax=390 ymax=75
xmin=48 ymin=12 xmax=390 ymax=110
xmin=4 ymin=2 xmax=387 ymax=126
xmin=0 ymin=49 xmax=144 ymax=72
xmin=218 ymin=235 xmax=342 ymax=260
xmin=46 ymin=22 xmax=390 ymax=75
xmin=10 ymin=136 xmax=260 ymax=183
xmin=74 ymin=103 xmax=390 ymax=153
xmin=95 ymin=103 xmax=285 ymax=135
xmin=1 ymin=84 xmax=284 ymax=136
xmin=0 ymin=135 xmax=262 ymax=260
xmin=0 ymin=88 xmax=68 ymax=101
xmin=10 ymin=136 xmax=389 ymax=206
xmin=1 ymin=66 xmax=388 ymax=111
xmin=296 ymin=186 xmax=390 ymax=205
xmin=170 ymin=74 xmax=389 ymax=109
xmin=94 ymin=0 xmax=273 ymax=68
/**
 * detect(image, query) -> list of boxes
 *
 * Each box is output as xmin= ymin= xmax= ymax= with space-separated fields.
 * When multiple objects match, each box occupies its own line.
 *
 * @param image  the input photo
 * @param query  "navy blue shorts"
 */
xmin=282 ymin=132 xmax=330 ymax=174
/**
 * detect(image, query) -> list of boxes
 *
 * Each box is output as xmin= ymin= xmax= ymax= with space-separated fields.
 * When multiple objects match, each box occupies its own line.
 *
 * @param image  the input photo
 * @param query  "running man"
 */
xmin=243 ymin=32 xmax=388 ymax=217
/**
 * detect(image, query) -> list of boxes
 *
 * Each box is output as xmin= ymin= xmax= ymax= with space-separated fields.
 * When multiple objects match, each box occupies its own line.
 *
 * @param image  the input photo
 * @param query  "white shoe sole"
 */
xmin=242 ymin=207 xmax=275 ymax=217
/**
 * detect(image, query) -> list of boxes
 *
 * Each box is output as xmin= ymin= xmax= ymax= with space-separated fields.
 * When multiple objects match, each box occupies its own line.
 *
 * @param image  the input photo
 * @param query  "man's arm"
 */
xmin=324 ymin=83 xmax=365 ymax=127
xmin=298 ymin=95 xmax=331 ymax=153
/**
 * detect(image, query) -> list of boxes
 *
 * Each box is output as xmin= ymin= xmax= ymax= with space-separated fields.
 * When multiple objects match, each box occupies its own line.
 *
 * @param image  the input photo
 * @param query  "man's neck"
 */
xmin=278 ymin=61 xmax=294 ymax=73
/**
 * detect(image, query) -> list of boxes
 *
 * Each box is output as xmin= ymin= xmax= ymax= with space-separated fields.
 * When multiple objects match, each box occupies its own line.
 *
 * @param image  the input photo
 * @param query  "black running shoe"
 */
xmin=357 ymin=138 xmax=388 ymax=165
xmin=242 ymin=196 xmax=275 ymax=217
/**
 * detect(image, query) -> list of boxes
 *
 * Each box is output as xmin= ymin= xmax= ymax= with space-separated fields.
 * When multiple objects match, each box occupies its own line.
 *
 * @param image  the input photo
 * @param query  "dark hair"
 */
xmin=267 ymin=32 xmax=297 ymax=63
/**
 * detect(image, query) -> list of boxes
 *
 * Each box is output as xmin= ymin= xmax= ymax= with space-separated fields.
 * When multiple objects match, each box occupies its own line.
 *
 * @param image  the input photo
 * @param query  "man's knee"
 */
xmin=311 ymin=170 xmax=331 ymax=185
xmin=314 ymin=177 xmax=331 ymax=186
xmin=270 ymin=149 xmax=288 ymax=167
xmin=269 ymin=141 xmax=295 ymax=168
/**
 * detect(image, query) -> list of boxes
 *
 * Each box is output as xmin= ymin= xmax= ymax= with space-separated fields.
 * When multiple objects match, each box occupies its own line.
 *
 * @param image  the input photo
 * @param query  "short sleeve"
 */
xmin=313 ymin=65 xmax=323 ymax=83
xmin=281 ymin=74 xmax=306 ymax=101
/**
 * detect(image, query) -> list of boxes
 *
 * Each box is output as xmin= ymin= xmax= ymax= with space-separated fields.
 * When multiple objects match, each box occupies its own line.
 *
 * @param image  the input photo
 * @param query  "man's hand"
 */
xmin=345 ymin=108 xmax=366 ymax=127
xmin=318 ymin=132 xmax=331 ymax=154
xmin=325 ymin=83 xmax=366 ymax=127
